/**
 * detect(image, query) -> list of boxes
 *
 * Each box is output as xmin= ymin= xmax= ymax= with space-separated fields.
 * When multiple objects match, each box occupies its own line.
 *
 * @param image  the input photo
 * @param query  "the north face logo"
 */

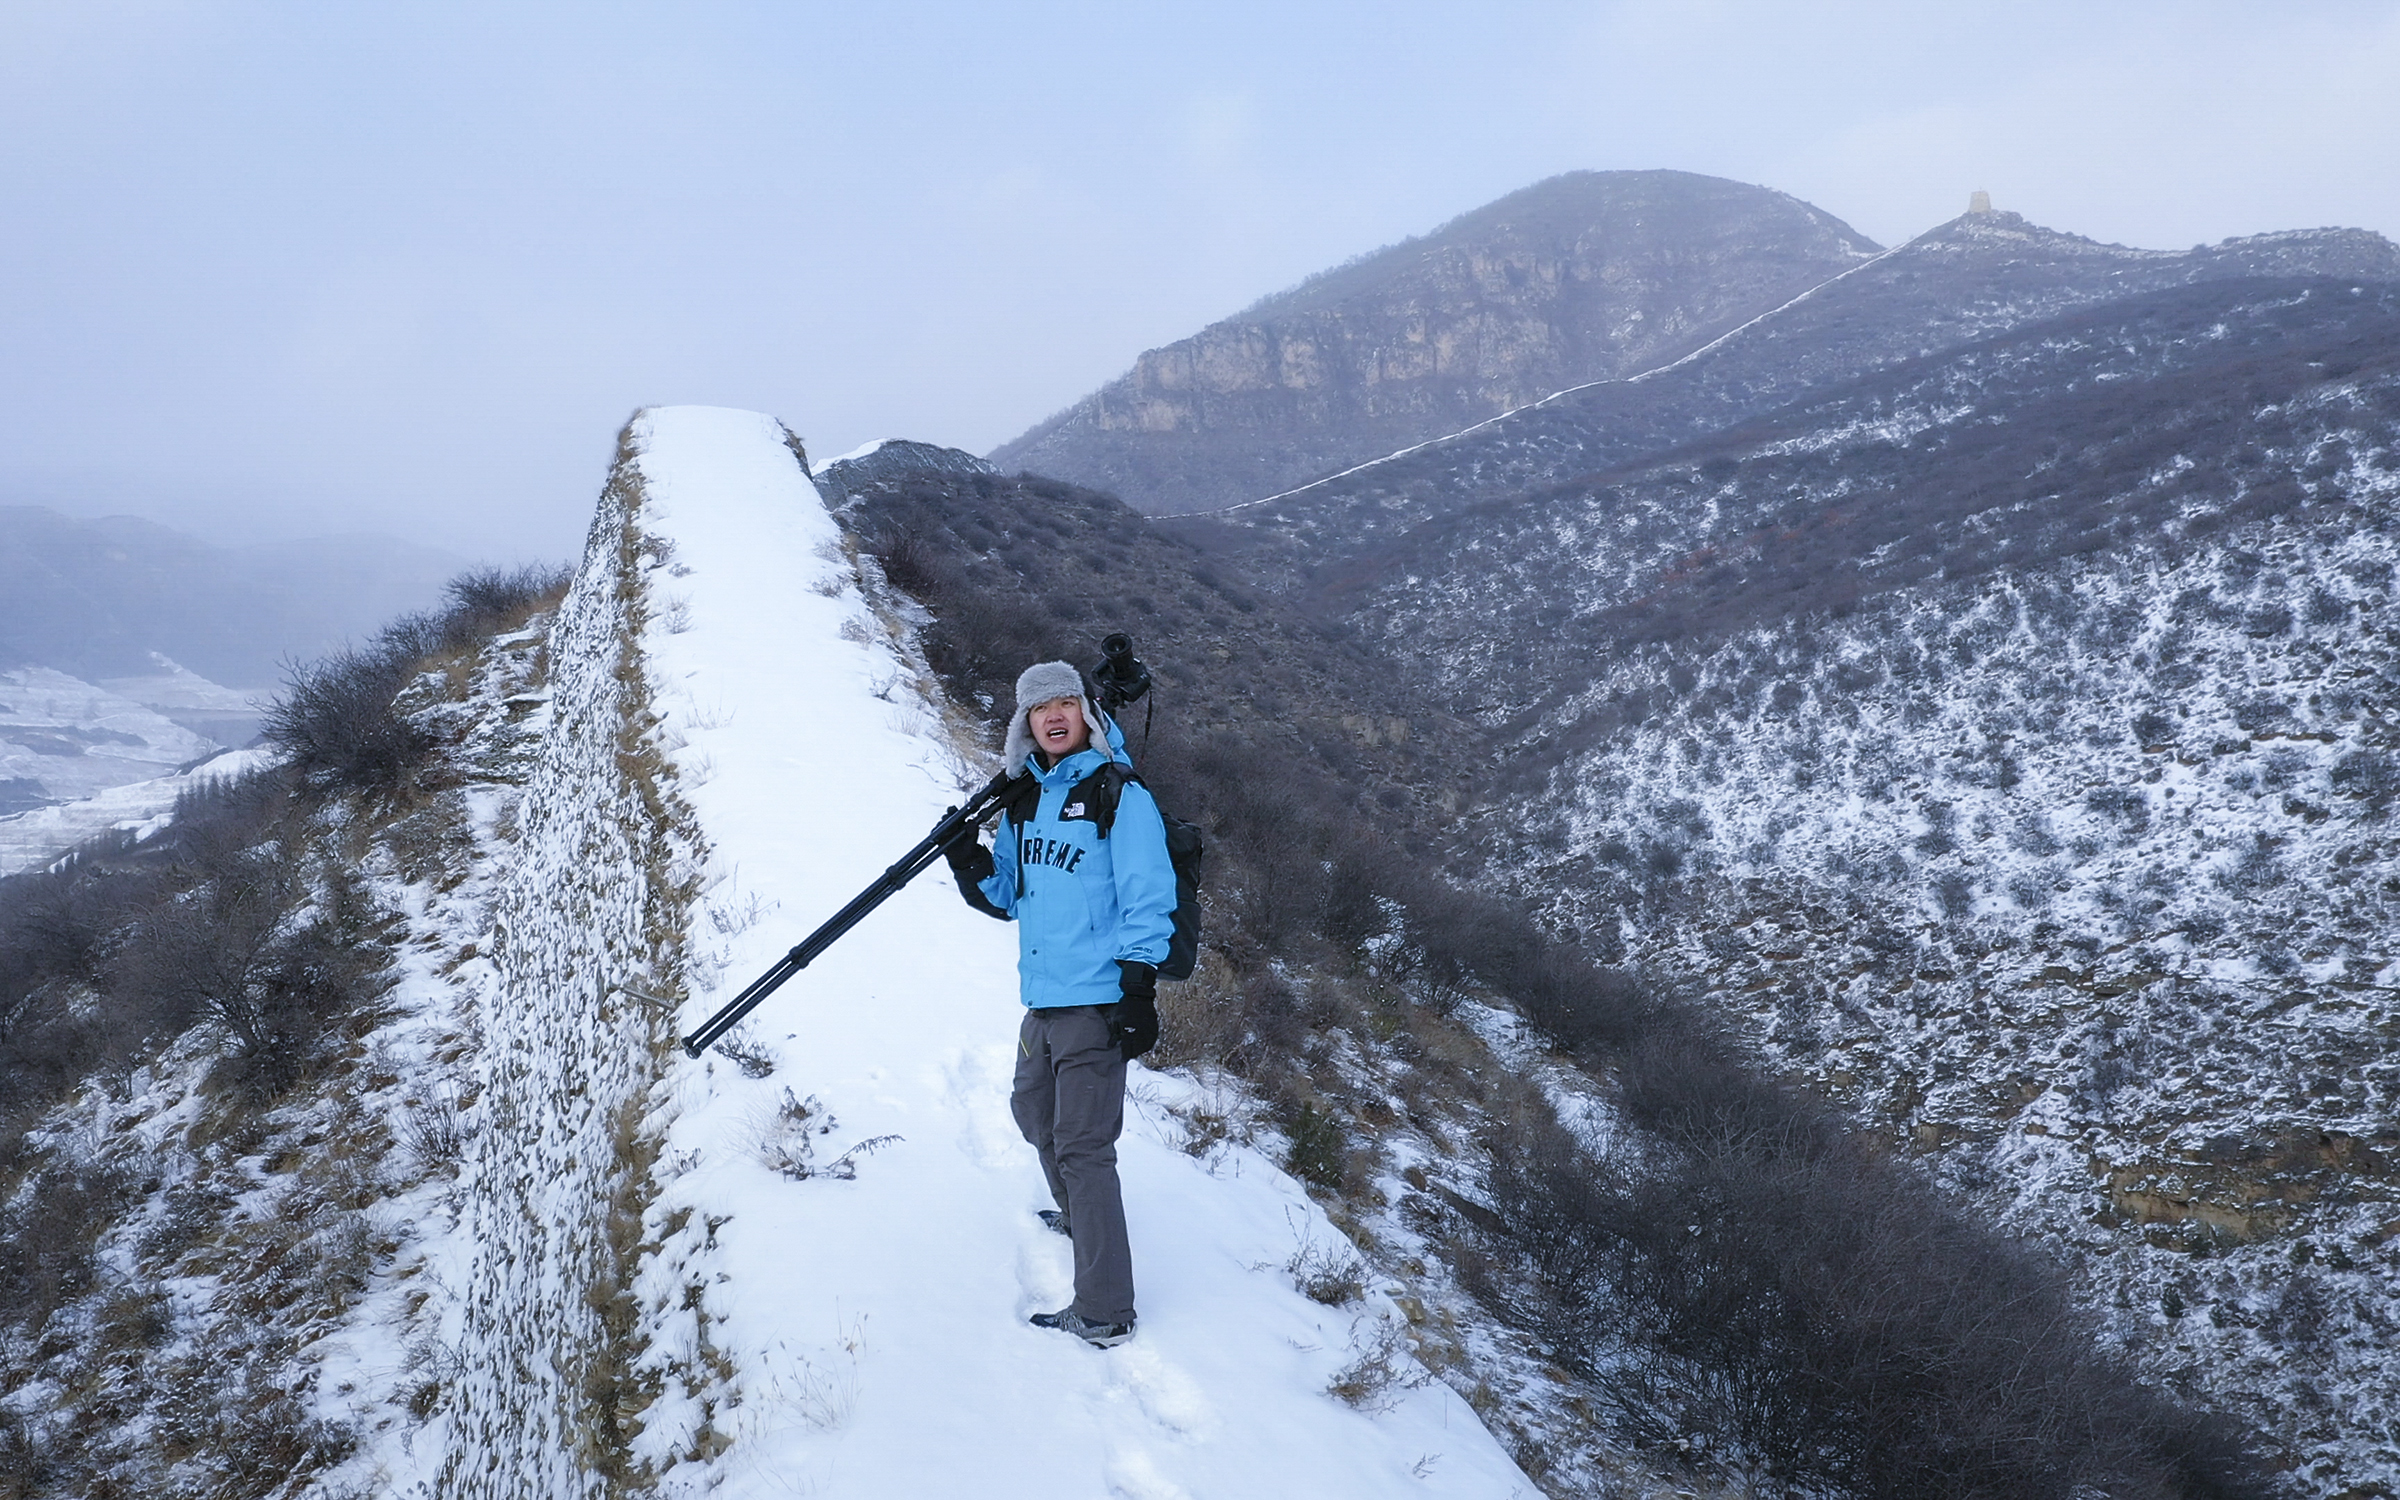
xmin=1063 ymin=802 xmax=1085 ymax=818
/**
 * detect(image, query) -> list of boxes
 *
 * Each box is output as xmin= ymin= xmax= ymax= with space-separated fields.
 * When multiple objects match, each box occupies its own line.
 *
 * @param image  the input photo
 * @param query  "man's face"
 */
xmin=1028 ymin=695 xmax=1092 ymax=760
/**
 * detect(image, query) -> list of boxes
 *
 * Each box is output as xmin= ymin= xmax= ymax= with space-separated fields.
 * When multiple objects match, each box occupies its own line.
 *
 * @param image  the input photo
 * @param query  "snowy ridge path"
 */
xmin=626 ymin=407 xmax=1533 ymax=1498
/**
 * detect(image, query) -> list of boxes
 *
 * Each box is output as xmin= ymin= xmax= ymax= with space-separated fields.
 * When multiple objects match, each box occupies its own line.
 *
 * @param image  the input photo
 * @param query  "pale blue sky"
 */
xmin=5 ymin=0 xmax=2396 ymax=559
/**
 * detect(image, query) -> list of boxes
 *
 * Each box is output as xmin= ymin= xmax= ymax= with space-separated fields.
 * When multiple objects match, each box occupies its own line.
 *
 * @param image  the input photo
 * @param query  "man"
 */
xmin=943 ymin=660 xmax=1176 ymax=1348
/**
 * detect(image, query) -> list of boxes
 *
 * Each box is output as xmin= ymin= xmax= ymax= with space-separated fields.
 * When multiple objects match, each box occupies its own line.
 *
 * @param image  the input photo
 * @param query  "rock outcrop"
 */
xmin=812 ymin=438 xmax=998 ymax=509
xmin=990 ymin=170 xmax=1880 ymax=514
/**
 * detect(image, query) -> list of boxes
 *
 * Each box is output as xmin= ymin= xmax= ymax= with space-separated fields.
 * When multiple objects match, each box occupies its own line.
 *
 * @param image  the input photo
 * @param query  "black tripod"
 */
xmin=677 ymin=634 xmax=1157 ymax=1059
xmin=678 ymin=768 xmax=1012 ymax=1057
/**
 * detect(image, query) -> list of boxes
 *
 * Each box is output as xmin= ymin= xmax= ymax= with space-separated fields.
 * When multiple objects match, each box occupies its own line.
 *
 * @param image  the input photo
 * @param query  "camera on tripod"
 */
xmin=1091 ymin=632 xmax=1152 ymax=715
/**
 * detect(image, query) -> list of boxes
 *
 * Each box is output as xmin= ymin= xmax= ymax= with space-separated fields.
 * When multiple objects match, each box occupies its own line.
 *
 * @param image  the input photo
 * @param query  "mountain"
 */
xmin=1121 ymin=196 xmax=2400 ymax=1493
xmin=0 ymin=505 xmax=470 ymax=689
xmin=1281 ymin=268 xmax=2400 ymax=1459
xmin=1188 ymin=210 xmax=2400 ymax=583
xmin=1308 ymin=275 xmax=2400 ymax=693
xmin=991 ymin=170 xmax=1881 ymax=514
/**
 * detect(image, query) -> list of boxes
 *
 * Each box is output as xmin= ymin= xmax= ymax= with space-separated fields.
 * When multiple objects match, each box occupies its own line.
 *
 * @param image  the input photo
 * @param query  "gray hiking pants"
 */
xmin=1012 ymin=1005 xmax=1134 ymax=1324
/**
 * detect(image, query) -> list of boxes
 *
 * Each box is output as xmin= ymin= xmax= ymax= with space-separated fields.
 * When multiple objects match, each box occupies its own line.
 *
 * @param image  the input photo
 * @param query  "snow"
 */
xmin=0 ymin=665 xmax=217 ymax=790
xmin=820 ymin=437 xmax=897 ymax=466
xmin=0 ymin=658 xmax=270 ymax=873
xmin=445 ymin=406 xmax=1533 ymax=1498
xmin=0 ymin=746 xmax=275 ymax=875
xmin=0 ymin=655 xmax=270 ymax=870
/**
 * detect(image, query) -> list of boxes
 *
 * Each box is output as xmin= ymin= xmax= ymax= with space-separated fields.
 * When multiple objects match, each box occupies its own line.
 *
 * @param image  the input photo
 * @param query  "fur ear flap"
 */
xmin=1004 ymin=706 xmax=1037 ymax=775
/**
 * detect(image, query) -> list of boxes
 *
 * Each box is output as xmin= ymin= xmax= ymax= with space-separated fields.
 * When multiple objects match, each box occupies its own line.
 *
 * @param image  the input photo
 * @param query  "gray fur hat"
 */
xmin=1004 ymin=660 xmax=1108 ymax=773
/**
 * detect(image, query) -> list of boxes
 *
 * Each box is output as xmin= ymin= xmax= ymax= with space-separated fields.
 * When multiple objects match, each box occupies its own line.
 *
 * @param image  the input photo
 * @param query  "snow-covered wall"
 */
xmin=426 ymin=406 xmax=1535 ymax=1499
xmin=444 ymin=429 xmax=701 ymax=1498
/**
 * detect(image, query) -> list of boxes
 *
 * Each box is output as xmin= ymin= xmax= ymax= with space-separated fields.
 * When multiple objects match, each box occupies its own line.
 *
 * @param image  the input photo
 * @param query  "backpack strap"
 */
xmin=1003 ymin=762 xmax=1137 ymax=844
xmin=1068 ymin=763 xmax=1137 ymax=839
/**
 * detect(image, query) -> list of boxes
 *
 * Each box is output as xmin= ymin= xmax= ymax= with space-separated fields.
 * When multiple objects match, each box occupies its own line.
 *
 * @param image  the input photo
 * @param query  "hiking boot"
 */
xmin=1036 ymin=1209 xmax=1071 ymax=1238
xmin=1029 ymin=1306 xmax=1134 ymax=1348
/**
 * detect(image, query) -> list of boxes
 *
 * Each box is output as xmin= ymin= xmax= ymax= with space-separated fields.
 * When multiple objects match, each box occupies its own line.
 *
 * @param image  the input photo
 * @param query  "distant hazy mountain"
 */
xmin=990 ymin=170 xmax=1880 ymax=514
xmin=0 ymin=506 xmax=471 ymax=689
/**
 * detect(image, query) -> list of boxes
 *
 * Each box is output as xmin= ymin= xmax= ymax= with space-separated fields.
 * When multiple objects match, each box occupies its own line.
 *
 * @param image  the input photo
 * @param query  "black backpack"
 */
xmin=1001 ymin=763 xmax=1203 ymax=980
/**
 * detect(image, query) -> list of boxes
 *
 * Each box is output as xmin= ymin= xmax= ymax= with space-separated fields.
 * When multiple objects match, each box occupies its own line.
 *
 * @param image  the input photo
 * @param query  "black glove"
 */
xmin=1109 ymin=961 xmax=1160 ymax=1060
xmin=941 ymin=809 xmax=994 ymax=882
xmin=942 ymin=810 xmax=1008 ymax=920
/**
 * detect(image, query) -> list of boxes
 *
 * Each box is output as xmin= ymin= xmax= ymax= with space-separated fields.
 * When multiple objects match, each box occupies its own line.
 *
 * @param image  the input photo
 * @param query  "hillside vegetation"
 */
xmin=1153 ymin=190 xmax=2400 ymax=1495
xmin=0 ymin=566 xmax=567 ymax=1495
xmin=828 ymin=447 xmax=2264 ymax=1499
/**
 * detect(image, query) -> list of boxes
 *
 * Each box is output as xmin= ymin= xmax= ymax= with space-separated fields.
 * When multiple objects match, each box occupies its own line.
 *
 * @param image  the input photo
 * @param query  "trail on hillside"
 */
xmin=452 ymin=406 xmax=1534 ymax=1499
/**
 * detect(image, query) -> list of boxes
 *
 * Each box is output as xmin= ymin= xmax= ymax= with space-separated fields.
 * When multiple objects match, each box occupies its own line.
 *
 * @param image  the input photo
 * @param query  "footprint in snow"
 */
xmin=1106 ymin=1343 xmax=1216 ymax=1441
xmin=1104 ymin=1446 xmax=1191 ymax=1500
xmin=942 ymin=1044 xmax=1022 ymax=1171
xmin=1015 ymin=1237 xmax=1072 ymax=1312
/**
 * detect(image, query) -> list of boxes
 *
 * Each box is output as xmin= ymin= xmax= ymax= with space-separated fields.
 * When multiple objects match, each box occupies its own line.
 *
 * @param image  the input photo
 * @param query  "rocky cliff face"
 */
xmin=989 ymin=170 xmax=1879 ymax=514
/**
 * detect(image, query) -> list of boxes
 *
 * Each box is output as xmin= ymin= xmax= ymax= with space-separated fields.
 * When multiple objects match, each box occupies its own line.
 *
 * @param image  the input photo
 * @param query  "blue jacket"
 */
xmin=976 ymin=726 xmax=1176 ymax=1009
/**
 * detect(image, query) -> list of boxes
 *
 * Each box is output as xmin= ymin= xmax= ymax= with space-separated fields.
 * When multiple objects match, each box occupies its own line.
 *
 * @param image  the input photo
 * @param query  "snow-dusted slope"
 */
xmin=455 ymin=407 xmax=1532 ymax=1498
xmin=0 ymin=745 xmax=272 ymax=875
xmin=0 ymin=665 xmax=256 ymax=873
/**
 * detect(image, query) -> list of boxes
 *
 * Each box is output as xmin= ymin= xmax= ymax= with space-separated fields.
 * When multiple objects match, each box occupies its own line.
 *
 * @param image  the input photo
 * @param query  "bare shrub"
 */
xmin=1161 ymin=1094 xmax=1235 ymax=1160
xmin=1282 ymin=1101 xmax=1347 ymax=1191
xmin=1325 ymin=1318 xmax=1427 ymax=1412
xmin=138 ymin=1182 xmax=237 ymax=1265
xmin=403 ymin=1334 xmax=466 ymax=1420
xmin=151 ymin=1348 xmax=358 ymax=1482
xmin=1147 ymin=950 xmax=1249 ymax=1069
xmin=110 ymin=860 xmax=392 ymax=1102
xmin=94 ymin=1285 xmax=173 ymax=1353
xmin=1288 ymin=1240 xmax=1367 ymax=1306
xmin=262 ymin=641 xmax=434 ymax=792
xmin=869 ymin=524 xmax=952 ymax=599
xmin=0 ymin=1158 xmax=132 ymax=1337
xmin=398 ymin=1087 xmax=471 ymax=1174
xmin=438 ymin=562 xmax=573 ymax=643
xmin=264 ymin=562 xmax=569 ymax=794
xmin=0 ymin=1409 xmax=45 ymax=1492
xmin=709 ymin=1029 xmax=776 ymax=1079
xmin=757 ymin=1091 xmax=899 ymax=1182
xmin=0 ymin=844 xmax=152 ymax=996
xmin=387 ymin=790 xmax=474 ymax=886
xmin=2331 ymin=748 xmax=2400 ymax=810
